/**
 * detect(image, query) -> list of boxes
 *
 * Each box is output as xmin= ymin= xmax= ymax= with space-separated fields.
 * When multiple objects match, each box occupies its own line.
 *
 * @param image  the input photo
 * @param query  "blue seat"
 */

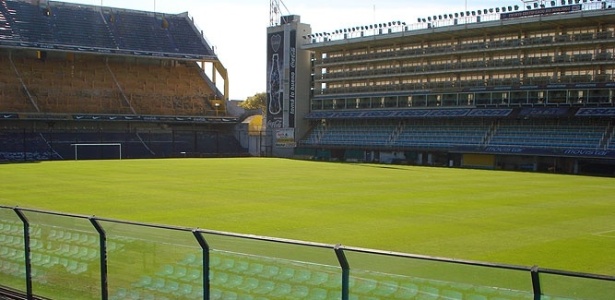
xmin=290 ymin=285 xmax=310 ymax=298
xmin=132 ymin=275 xmax=152 ymax=288
xmin=352 ymin=278 xmax=378 ymax=295
xmin=372 ymin=280 xmax=399 ymax=297
xmin=156 ymin=264 xmax=174 ymax=277
xmin=269 ymin=283 xmax=292 ymax=297
xmin=252 ymin=280 xmax=275 ymax=295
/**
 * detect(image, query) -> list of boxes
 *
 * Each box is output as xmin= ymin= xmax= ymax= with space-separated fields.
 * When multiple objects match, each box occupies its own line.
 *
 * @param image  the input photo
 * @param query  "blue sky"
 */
xmin=57 ymin=0 xmax=505 ymax=100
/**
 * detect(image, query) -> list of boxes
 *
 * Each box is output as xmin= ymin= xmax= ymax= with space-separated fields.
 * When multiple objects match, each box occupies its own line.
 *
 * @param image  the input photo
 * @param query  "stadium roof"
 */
xmin=0 ymin=0 xmax=217 ymax=60
xmin=303 ymin=3 xmax=615 ymax=51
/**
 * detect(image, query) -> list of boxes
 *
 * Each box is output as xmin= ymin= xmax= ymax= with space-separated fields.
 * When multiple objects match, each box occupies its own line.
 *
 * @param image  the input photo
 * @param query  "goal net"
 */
xmin=71 ymin=143 xmax=122 ymax=160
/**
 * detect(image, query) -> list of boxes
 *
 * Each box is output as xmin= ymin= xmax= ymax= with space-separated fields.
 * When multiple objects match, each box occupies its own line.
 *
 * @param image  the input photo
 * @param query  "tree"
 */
xmin=239 ymin=92 xmax=266 ymax=110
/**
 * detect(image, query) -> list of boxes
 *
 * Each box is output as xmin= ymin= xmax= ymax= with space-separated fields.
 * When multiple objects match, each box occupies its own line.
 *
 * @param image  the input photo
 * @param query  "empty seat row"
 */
xmin=47 ymin=229 xmax=99 ymax=247
xmin=304 ymin=119 xmax=612 ymax=151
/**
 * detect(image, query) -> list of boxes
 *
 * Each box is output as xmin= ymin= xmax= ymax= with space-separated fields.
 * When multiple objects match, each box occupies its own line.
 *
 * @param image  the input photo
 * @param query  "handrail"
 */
xmin=104 ymin=59 xmax=136 ymax=115
xmin=8 ymin=52 xmax=39 ymax=113
xmin=135 ymin=132 xmax=156 ymax=156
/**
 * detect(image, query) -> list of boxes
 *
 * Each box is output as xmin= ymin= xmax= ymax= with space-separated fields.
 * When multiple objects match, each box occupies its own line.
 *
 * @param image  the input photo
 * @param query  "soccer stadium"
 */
xmin=1 ymin=0 xmax=615 ymax=299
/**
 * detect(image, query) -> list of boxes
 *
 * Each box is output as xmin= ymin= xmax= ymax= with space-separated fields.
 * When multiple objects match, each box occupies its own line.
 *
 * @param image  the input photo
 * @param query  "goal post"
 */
xmin=71 ymin=143 xmax=122 ymax=160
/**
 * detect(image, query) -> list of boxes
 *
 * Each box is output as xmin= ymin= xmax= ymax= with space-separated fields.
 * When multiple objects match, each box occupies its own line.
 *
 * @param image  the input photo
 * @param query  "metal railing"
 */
xmin=1 ymin=206 xmax=613 ymax=300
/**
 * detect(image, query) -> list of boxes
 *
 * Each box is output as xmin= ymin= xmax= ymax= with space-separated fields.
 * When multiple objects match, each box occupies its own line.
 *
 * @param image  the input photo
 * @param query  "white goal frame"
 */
xmin=71 ymin=143 xmax=122 ymax=160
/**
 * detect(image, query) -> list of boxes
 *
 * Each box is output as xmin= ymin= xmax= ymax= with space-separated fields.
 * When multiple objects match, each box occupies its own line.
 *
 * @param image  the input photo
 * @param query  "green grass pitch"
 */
xmin=1 ymin=158 xmax=614 ymax=276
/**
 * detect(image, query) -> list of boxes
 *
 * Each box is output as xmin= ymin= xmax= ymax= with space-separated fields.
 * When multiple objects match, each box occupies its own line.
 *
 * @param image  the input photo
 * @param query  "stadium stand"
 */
xmin=302 ymin=118 xmax=610 ymax=151
xmin=0 ymin=218 xmax=129 ymax=288
xmin=295 ymin=1 xmax=615 ymax=175
xmin=0 ymin=0 xmax=246 ymax=161
xmin=105 ymin=250 xmax=535 ymax=300
xmin=0 ymin=0 xmax=213 ymax=57
xmin=2 ymin=206 xmax=612 ymax=300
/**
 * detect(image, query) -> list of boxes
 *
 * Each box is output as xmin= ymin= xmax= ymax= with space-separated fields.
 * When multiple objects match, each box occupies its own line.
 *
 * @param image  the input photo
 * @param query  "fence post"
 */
xmin=89 ymin=217 xmax=108 ymax=300
xmin=334 ymin=244 xmax=350 ymax=300
xmin=193 ymin=230 xmax=210 ymax=300
xmin=13 ymin=208 xmax=33 ymax=300
xmin=531 ymin=265 xmax=541 ymax=300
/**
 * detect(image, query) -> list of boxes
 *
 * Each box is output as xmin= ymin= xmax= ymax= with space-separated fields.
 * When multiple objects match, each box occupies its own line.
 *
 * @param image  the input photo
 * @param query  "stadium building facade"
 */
xmin=270 ymin=0 xmax=615 ymax=175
